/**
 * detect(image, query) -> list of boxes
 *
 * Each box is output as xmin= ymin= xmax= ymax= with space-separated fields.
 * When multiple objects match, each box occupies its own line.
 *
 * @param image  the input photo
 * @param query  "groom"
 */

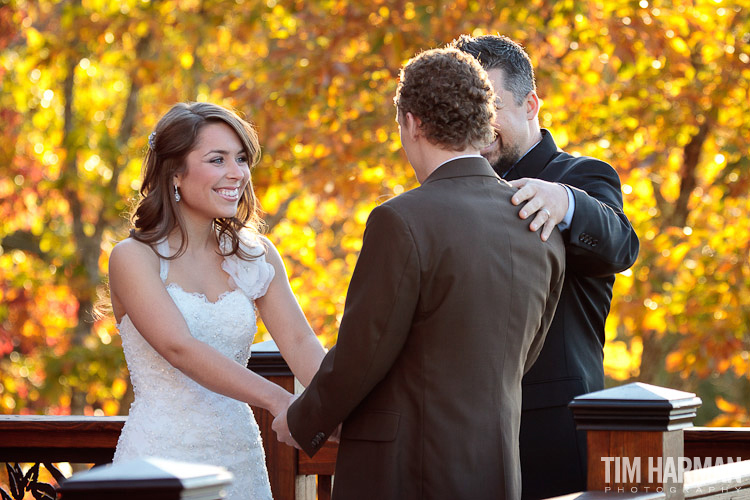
xmin=273 ymin=47 xmax=565 ymax=500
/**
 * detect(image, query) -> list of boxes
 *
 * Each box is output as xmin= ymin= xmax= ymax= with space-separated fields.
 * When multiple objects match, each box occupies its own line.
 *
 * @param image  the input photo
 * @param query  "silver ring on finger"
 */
xmin=541 ymin=208 xmax=551 ymax=218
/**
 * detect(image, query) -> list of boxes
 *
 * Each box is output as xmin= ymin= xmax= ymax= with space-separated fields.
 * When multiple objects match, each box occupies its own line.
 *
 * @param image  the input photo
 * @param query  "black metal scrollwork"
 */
xmin=1 ymin=462 xmax=63 ymax=500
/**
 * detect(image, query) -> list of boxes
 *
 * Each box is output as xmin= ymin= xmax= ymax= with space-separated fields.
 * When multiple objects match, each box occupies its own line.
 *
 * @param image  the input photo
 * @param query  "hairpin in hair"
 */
xmin=148 ymin=131 xmax=156 ymax=151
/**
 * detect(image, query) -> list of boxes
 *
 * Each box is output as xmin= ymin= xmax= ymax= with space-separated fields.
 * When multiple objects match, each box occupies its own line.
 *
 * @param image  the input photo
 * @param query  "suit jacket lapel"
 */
xmin=505 ymin=129 xmax=560 ymax=181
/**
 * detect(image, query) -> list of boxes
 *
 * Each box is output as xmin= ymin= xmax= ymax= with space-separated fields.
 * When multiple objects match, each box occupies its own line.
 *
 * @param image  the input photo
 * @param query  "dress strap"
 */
xmin=155 ymin=239 xmax=170 ymax=283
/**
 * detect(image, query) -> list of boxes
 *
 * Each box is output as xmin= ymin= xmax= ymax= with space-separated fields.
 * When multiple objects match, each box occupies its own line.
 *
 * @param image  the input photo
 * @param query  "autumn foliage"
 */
xmin=1 ymin=0 xmax=749 ymax=425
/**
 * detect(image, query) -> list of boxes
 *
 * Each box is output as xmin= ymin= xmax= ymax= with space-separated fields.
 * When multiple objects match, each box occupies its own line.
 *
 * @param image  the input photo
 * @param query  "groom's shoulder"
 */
xmin=381 ymin=182 xmax=437 ymax=208
xmin=375 ymin=188 xmax=434 ymax=223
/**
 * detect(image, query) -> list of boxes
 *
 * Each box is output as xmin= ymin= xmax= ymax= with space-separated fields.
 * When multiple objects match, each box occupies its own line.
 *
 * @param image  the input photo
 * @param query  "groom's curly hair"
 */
xmin=394 ymin=47 xmax=496 ymax=151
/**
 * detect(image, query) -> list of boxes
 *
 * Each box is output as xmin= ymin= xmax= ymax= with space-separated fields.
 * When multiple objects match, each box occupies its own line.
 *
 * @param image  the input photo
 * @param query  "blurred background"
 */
xmin=0 ymin=0 xmax=748 ymax=426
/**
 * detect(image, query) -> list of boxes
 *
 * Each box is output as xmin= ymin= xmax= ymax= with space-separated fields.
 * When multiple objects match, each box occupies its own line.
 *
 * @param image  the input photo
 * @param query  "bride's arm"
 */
xmin=109 ymin=238 xmax=293 ymax=416
xmin=255 ymin=238 xmax=326 ymax=387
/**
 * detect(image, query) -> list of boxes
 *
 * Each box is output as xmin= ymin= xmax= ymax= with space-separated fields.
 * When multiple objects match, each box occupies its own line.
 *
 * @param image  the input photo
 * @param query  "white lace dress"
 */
xmin=113 ymin=234 xmax=275 ymax=500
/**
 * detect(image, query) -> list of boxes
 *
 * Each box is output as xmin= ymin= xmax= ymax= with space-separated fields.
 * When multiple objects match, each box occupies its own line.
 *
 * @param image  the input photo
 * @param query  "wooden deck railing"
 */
xmin=684 ymin=427 xmax=750 ymax=463
xmin=0 ymin=341 xmax=337 ymax=500
xmin=568 ymin=382 xmax=750 ymax=500
xmin=3 ymin=364 xmax=750 ymax=500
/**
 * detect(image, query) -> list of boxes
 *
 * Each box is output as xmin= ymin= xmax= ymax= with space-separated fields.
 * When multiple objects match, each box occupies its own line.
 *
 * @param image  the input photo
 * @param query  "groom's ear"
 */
xmin=405 ymin=112 xmax=422 ymax=140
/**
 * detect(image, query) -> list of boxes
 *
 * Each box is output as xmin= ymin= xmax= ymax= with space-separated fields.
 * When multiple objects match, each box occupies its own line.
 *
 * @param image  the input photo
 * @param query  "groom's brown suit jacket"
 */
xmin=287 ymin=157 xmax=565 ymax=500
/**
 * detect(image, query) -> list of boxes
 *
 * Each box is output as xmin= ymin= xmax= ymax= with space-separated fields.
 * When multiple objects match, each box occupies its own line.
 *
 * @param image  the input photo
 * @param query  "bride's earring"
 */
xmin=174 ymin=185 xmax=181 ymax=202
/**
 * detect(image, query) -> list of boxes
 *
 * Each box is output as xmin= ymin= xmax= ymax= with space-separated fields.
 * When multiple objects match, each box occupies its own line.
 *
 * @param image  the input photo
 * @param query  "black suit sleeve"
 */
xmin=286 ymin=203 xmax=420 ymax=457
xmin=561 ymin=158 xmax=639 ymax=277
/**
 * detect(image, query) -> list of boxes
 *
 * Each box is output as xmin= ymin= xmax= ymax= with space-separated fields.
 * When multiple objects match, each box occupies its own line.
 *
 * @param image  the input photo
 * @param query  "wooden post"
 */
xmin=569 ymin=383 xmax=702 ymax=500
xmin=248 ymin=340 xmax=297 ymax=500
xmin=58 ymin=457 xmax=232 ymax=500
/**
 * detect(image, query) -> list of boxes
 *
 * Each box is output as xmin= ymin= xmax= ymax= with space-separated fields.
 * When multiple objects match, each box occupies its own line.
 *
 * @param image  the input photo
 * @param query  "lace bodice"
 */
xmin=114 ymin=233 xmax=276 ymax=500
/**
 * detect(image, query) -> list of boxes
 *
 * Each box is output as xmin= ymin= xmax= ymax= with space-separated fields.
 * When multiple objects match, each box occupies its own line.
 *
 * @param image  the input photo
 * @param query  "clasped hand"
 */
xmin=271 ymin=394 xmax=341 ymax=450
xmin=508 ymin=178 xmax=569 ymax=242
xmin=271 ymin=394 xmax=302 ymax=450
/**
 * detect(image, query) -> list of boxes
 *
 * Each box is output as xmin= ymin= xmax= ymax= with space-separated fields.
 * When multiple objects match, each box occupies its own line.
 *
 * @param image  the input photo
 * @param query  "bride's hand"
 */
xmin=269 ymin=391 xmax=296 ymax=418
xmin=271 ymin=396 xmax=302 ymax=450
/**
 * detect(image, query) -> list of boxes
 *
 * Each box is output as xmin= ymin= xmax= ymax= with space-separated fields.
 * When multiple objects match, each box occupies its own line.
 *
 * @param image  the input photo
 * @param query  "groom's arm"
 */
xmin=282 ymin=203 xmax=420 ymax=458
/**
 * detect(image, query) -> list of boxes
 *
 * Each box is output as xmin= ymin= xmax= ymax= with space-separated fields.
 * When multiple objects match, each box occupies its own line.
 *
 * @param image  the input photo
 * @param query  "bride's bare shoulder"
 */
xmin=109 ymin=237 xmax=162 ymax=319
xmin=110 ymin=237 xmax=160 ymax=273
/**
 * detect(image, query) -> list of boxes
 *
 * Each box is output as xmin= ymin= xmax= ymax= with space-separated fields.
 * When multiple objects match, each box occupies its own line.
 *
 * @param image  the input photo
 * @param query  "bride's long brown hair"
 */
xmin=131 ymin=102 xmax=264 ymax=260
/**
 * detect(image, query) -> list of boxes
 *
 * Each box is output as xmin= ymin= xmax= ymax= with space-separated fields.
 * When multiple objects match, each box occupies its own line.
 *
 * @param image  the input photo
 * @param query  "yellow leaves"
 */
xmin=318 ymin=200 xmax=340 ymax=226
xmin=361 ymin=164 xmax=386 ymax=183
xmin=217 ymin=27 xmax=232 ymax=52
xmin=265 ymin=4 xmax=297 ymax=39
xmin=22 ymin=321 xmax=41 ymax=338
xmin=669 ymin=36 xmax=690 ymax=55
xmin=0 ymin=177 xmax=13 ymax=199
xmin=59 ymin=393 xmax=71 ymax=410
xmin=83 ymin=222 xmax=96 ymax=237
xmin=2 ymin=395 xmax=17 ymax=411
xmin=0 ymin=0 xmax=747 ymax=420
xmin=96 ymin=325 xmax=112 ymax=345
xmin=341 ymin=233 xmax=363 ymax=253
xmin=375 ymin=128 xmax=389 ymax=143
xmin=25 ymin=27 xmax=44 ymax=49
xmin=312 ymin=143 xmax=328 ymax=158
xmin=179 ymin=52 xmax=194 ymax=69
xmin=664 ymin=242 xmax=690 ymax=272
xmin=111 ymin=378 xmax=128 ymax=399
xmin=32 ymin=111 xmax=51 ymax=130
xmin=354 ymin=203 xmax=374 ymax=225
xmin=259 ymin=184 xmax=284 ymax=215
xmin=700 ymin=43 xmax=725 ymax=64
xmin=102 ymin=399 xmax=119 ymax=415
xmin=642 ymin=306 xmax=665 ymax=333
xmin=583 ymin=71 xmax=600 ymax=85
xmin=307 ymin=108 xmax=321 ymax=126
xmin=548 ymin=127 xmax=568 ymax=148
xmin=546 ymin=33 xmax=569 ymax=58
xmin=604 ymin=338 xmax=641 ymax=381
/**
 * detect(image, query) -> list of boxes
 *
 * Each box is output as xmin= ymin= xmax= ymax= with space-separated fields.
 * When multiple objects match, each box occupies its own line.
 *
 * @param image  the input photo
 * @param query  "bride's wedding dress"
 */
xmin=113 ymin=235 xmax=275 ymax=500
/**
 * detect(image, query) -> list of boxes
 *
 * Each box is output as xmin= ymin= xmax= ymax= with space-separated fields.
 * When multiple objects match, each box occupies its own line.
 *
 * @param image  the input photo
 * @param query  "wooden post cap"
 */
xmin=59 ymin=457 xmax=233 ymax=500
xmin=248 ymin=339 xmax=292 ymax=376
xmin=569 ymin=382 xmax=702 ymax=431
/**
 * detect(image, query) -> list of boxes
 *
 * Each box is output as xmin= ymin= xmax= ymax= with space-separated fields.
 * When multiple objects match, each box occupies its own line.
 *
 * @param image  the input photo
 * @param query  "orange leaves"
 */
xmin=708 ymin=396 xmax=750 ymax=427
xmin=665 ymin=351 xmax=684 ymax=374
xmin=0 ymin=0 xmax=748 ymax=423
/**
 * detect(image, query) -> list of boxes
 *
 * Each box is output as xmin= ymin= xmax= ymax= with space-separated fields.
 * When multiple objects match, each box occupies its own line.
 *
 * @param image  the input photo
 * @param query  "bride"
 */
xmin=108 ymin=102 xmax=326 ymax=499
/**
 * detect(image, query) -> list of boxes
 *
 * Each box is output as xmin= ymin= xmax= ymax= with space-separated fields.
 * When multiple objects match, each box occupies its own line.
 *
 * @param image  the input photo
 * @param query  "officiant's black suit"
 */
xmin=287 ymin=157 xmax=565 ymax=500
xmin=505 ymin=130 xmax=640 ymax=499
